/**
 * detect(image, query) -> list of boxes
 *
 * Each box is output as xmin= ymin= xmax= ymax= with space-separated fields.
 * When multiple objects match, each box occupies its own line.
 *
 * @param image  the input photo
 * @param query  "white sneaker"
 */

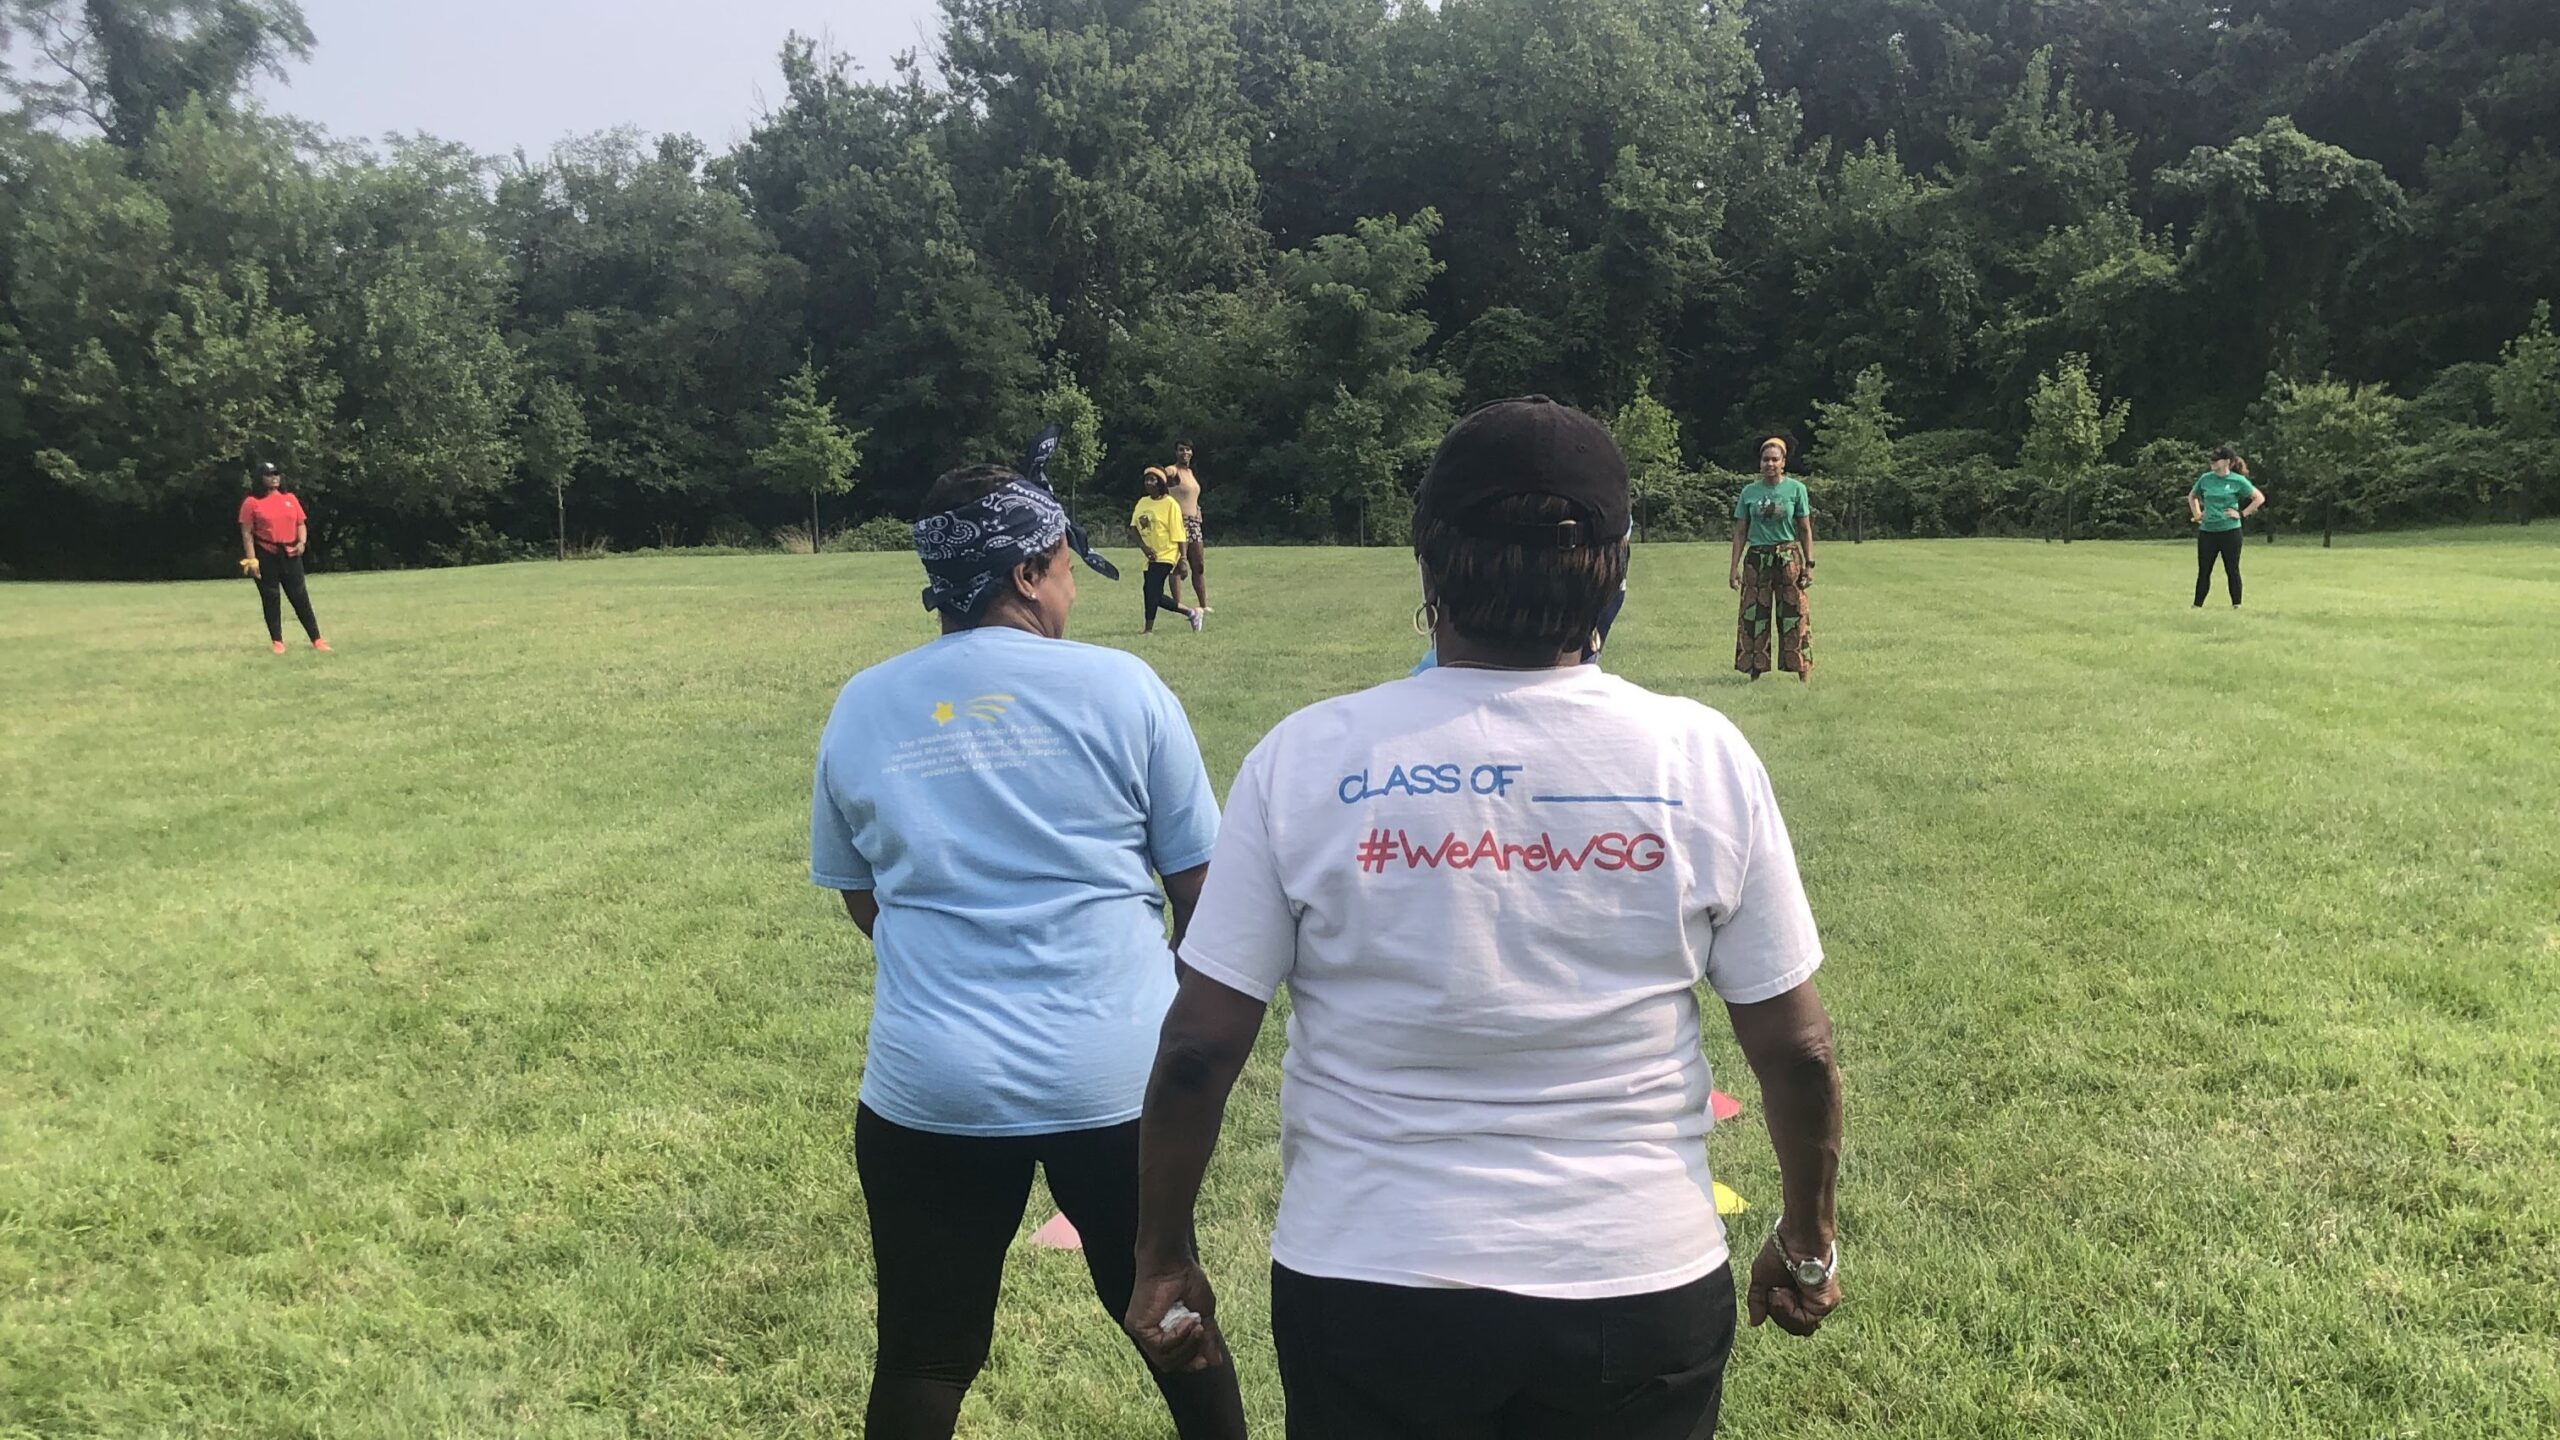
xmin=1187 ymin=609 xmax=1205 ymax=632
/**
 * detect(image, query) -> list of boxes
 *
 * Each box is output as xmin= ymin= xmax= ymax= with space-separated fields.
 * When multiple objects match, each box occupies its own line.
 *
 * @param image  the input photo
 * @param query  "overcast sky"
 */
xmin=262 ymin=0 xmax=945 ymax=157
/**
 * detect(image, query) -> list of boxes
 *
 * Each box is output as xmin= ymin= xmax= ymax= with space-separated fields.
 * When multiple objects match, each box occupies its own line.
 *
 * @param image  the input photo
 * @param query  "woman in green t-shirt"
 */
xmin=2189 ymin=446 xmax=2264 ymax=608
xmin=1728 ymin=437 xmax=1815 ymax=680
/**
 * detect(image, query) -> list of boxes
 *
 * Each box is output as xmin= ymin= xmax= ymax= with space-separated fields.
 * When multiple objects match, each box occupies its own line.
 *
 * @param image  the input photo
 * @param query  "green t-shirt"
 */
xmin=1736 ymin=478 xmax=1812 ymax=547
xmin=2192 ymin=471 xmax=2258 ymax=533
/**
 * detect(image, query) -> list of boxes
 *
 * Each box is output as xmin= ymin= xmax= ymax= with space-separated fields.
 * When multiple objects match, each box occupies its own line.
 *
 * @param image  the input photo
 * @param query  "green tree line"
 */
xmin=3 ymin=0 xmax=2556 ymax=576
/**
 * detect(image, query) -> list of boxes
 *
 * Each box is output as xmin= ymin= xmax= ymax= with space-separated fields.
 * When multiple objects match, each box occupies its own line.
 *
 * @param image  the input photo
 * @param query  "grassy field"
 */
xmin=4 ymin=531 xmax=2557 ymax=1439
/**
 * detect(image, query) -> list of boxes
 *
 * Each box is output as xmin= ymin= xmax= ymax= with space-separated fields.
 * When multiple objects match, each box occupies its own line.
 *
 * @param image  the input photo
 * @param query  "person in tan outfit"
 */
xmin=1165 ymin=442 xmax=1209 ymax=613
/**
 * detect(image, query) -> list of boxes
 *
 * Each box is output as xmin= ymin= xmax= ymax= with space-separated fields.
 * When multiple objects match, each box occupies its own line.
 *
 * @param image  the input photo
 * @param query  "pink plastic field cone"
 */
xmin=1029 ymin=1213 xmax=1083 ymax=1250
xmin=1711 ymin=1090 xmax=1743 ymax=1123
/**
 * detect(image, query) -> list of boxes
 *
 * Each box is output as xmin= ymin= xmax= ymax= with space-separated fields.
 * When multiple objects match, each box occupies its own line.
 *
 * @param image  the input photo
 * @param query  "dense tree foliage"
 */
xmin=3 ymin=0 xmax=2555 ymax=575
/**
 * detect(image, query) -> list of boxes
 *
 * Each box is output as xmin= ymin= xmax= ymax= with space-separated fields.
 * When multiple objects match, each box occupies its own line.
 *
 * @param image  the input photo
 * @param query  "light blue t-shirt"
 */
xmin=810 ymin=626 xmax=1220 ymax=1136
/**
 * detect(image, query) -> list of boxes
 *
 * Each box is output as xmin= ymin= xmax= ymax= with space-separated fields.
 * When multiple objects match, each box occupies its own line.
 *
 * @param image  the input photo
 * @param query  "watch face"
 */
xmin=1793 ymin=1259 xmax=1830 ymax=1287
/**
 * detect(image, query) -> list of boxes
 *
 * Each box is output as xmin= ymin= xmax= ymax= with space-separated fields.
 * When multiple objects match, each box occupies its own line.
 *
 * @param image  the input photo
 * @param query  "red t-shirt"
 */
xmin=238 ymin=491 xmax=306 ymax=549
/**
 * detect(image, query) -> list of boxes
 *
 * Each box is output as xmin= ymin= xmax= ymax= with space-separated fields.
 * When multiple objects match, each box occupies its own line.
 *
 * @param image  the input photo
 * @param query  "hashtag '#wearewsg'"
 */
xmin=1354 ymin=828 xmax=1397 ymax=874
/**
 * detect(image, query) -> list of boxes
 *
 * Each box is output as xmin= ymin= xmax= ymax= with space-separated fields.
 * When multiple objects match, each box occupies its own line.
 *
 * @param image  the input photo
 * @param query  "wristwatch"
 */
xmin=1773 ymin=1219 xmax=1838 ymax=1290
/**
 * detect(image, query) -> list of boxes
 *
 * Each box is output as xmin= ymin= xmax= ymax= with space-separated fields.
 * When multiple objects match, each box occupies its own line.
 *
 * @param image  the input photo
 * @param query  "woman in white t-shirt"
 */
xmin=1124 ymin=397 xmax=1847 ymax=1439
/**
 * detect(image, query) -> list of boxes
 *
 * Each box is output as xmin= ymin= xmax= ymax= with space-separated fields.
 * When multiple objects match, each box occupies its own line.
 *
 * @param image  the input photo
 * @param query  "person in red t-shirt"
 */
xmin=237 ymin=462 xmax=330 ymax=654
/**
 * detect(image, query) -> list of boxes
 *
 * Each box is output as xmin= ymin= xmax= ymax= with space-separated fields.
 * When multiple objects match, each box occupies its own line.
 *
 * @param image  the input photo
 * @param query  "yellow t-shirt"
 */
xmin=1131 ymin=495 xmax=1185 ymax=565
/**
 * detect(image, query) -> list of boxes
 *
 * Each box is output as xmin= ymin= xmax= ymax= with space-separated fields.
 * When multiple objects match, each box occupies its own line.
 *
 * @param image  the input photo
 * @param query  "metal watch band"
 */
xmin=1773 ymin=1215 xmax=1838 ymax=1287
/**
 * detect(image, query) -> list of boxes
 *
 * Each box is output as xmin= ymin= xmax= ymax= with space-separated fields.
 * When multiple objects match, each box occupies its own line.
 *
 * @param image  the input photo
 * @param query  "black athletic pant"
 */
xmin=255 ymin=546 xmax=322 ymax=642
xmin=853 ymin=1104 xmax=1246 ymax=1440
xmin=2195 ymin=528 xmax=2244 ymax=607
xmin=1143 ymin=560 xmax=1185 ymax=627
xmin=1270 ymin=1262 xmax=1737 ymax=1440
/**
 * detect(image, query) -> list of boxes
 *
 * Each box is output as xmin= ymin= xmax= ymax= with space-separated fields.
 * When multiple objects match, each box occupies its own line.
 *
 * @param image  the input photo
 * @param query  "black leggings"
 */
xmin=853 ymin=1104 xmax=1246 ymax=1440
xmin=1144 ymin=561 xmax=1187 ymax=626
xmin=2195 ymin=529 xmax=2244 ymax=607
xmin=255 ymin=547 xmax=323 ymax=641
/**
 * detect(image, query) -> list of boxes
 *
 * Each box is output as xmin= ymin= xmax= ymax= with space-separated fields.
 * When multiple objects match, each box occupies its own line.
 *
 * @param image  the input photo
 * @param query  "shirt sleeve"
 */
xmin=1177 ymin=739 xmax=1297 ymax=1002
xmin=808 ymin=749 xmax=874 ymax=891
xmin=1732 ymin=490 xmax=1751 ymax=521
xmin=1701 ymin=740 xmax=1823 ymax=1004
xmin=1142 ymin=675 xmax=1220 ymax=875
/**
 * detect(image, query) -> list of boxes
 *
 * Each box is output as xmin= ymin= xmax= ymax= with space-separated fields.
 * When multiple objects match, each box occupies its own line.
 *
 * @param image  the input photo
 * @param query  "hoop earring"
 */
xmin=1413 ymin=600 xmax=1441 ymax=638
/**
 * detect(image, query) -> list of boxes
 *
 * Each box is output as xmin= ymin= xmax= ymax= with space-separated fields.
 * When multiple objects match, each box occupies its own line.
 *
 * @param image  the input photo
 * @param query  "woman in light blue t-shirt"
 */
xmin=809 ymin=462 xmax=1245 ymax=1440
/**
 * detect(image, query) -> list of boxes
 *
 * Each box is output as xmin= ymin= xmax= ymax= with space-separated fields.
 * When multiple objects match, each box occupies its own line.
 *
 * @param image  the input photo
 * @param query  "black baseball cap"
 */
xmin=254 ymin=461 xmax=280 ymax=476
xmin=1415 ymin=396 xmax=1630 ymax=549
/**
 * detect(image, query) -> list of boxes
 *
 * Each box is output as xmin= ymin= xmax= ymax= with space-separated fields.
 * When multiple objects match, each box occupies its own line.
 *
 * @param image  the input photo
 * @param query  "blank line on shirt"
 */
xmin=1531 ymin=795 xmax=1686 ymax=806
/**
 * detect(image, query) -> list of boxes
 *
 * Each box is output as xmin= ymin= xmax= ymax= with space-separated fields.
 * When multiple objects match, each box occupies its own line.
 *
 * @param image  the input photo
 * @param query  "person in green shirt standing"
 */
xmin=1729 ymin=437 xmax=1816 ymax=680
xmin=2190 ymin=446 xmax=2265 ymax=608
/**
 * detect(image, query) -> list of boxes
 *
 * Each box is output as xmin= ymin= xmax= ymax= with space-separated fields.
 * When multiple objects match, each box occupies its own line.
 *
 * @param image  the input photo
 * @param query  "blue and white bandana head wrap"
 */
xmin=914 ymin=428 xmax=1119 ymax=618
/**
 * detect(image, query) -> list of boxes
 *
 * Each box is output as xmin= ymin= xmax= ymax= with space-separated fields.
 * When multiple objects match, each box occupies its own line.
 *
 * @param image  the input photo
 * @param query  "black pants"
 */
xmin=1270 ymin=1262 xmax=1736 ymax=1440
xmin=254 ymin=546 xmax=322 ymax=642
xmin=1144 ymin=561 xmax=1186 ymax=627
xmin=2195 ymin=529 xmax=2244 ymax=607
xmin=853 ymin=1104 xmax=1245 ymax=1440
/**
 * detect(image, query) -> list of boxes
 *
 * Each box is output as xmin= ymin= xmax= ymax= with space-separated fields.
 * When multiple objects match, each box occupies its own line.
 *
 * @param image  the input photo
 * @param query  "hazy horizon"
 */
xmin=257 ymin=0 xmax=944 ymax=157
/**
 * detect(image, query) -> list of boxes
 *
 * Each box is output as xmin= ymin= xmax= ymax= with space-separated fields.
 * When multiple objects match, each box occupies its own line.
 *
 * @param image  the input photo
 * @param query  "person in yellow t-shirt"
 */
xmin=1129 ymin=469 xmax=1203 ymax=634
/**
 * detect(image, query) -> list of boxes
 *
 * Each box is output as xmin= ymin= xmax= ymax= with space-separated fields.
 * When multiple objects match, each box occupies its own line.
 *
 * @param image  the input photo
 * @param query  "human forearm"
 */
xmin=1126 ymin=971 xmax=1267 ymax=1372
xmin=1728 ymin=523 xmax=1747 ymax=571
xmin=1762 ymin=1046 xmax=1841 ymax=1247
xmin=1135 ymin=976 xmax=1261 ymax=1265
xmin=1798 ymin=517 xmax=1815 ymax=565
xmin=241 ymin=524 xmax=256 ymax=559
xmin=838 ymin=889 xmax=878 ymax=939
xmin=1162 ymin=863 xmax=1207 ymax=954
xmin=1731 ymin=984 xmax=1842 ymax=1248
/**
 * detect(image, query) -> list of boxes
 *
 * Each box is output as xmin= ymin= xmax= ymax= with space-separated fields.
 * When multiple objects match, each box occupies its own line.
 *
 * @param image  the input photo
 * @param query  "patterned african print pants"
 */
xmin=1735 ymin=543 xmax=1811 ymax=677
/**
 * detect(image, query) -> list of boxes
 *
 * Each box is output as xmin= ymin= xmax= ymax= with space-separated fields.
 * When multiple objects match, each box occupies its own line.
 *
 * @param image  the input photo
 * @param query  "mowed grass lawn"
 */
xmin=4 ymin=531 xmax=2557 ymax=1439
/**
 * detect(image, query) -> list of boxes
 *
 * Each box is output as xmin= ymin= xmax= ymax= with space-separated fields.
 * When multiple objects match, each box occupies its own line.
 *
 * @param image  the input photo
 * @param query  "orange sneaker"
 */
xmin=272 ymin=640 xmax=288 ymax=655
xmin=311 ymin=638 xmax=333 ymax=652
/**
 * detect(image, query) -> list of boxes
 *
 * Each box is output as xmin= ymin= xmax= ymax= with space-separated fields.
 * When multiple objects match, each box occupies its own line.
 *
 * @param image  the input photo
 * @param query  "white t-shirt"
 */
xmin=1180 ymin=665 xmax=1822 ymax=1299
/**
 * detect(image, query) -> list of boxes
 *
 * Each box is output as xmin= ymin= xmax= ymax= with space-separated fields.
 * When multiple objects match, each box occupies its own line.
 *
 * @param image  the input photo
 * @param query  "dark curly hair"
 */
xmin=1414 ymin=494 xmax=1628 ymax=656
